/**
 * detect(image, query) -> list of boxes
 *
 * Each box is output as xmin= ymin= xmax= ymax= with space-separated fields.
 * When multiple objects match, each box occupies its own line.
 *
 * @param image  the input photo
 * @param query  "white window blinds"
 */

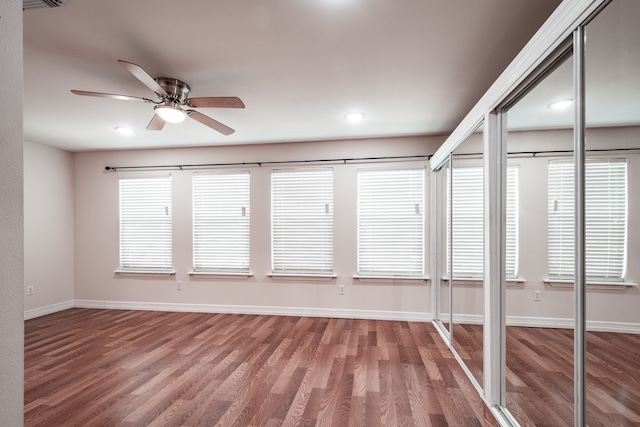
xmin=119 ymin=175 xmax=172 ymax=272
xmin=548 ymin=159 xmax=627 ymax=281
xmin=193 ymin=172 xmax=250 ymax=273
xmin=271 ymin=168 xmax=333 ymax=274
xmin=357 ymin=168 xmax=424 ymax=277
xmin=448 ymin=166 xmax=518 ymax=279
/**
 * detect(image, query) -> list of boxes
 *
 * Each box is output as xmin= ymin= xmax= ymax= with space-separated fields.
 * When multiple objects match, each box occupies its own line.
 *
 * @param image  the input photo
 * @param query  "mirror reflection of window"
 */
xmin=449 ymin=123 xmax=485 ymax=389
xmin=437 ymin=160 xmax=452 ymax=336
xmin=584 ymin=1 xmax=640 ymax=425
xmin=505 ymin=48 xmax=576 ymax=427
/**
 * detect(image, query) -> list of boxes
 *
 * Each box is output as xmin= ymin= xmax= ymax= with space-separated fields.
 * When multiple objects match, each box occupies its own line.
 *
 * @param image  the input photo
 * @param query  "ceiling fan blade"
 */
xmin=186 ymin=110 xmax=234 ymax=135
xmin=118 ymin=60 xmax=169 ymax=97
xmin=71 ymin=90 xmax=154 ymax=103
xmin=185 ymin=97 xmax=245 ymax=109
xmin=146 ymin=114 xmax=166 ymax=131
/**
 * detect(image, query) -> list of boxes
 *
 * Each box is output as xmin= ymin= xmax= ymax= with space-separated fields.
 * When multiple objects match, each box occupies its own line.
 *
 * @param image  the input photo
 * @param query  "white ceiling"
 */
xmin=23 ymin=0 xmax=561 ymax=152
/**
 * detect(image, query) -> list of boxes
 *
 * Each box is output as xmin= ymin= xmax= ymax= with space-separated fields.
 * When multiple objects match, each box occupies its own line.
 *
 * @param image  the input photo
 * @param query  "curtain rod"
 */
xmin=453 ymin=147 xmax=640 ymax=158
xmin=104 ymin=154 xmax=432 ymax=171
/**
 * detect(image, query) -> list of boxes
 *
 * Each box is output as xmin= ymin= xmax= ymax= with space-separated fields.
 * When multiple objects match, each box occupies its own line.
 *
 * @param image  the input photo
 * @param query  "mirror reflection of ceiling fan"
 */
xmin=71 ymin=60 xmax=245 ymax=135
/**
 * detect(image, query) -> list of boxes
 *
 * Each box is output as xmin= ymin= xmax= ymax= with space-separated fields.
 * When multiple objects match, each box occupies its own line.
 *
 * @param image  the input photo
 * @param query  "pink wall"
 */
xmin=509 ymin=127 xmax=640 ymax=326
xmin=72 ymin=136 xmax=442 ymax=319
xmin=24 ymin=141 xmax=75 ymax=314
xmin=444 ymin=127 xmax=640 ymax=328
xmin=25 ymin=126 xmax=639 ymax=327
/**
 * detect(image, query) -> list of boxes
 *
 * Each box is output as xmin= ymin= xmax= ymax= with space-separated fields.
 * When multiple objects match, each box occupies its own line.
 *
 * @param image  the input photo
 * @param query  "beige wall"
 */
xmin=73 ymin=136 xmax=442 ymax=319
xmin=24 ymin=141 xmax=75 ymax=315
xmin=0 ymin=0 xmax=24 ymax=423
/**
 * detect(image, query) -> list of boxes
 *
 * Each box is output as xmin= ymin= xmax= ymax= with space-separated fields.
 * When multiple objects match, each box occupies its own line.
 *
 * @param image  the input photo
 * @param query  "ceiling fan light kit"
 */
xmin=155 ymin=103 xmax=186 ymax=123
xmin=71 ymin=60 xmax=244 ymax=135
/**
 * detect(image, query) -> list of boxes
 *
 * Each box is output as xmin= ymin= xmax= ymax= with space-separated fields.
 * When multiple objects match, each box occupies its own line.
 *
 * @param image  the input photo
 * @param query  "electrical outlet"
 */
xmin=534 ymin=290 xmax=541 ymax=301
xmin=177 ymin=281 xmax=182 ymax=290
xmin=339 ymin=284 xmax=345 ymax=295
xmin=27 ymin=286 xmax=34 ymax=296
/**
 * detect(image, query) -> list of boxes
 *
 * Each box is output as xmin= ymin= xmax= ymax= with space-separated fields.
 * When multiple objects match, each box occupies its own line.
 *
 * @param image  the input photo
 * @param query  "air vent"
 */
xmin=23 ymin=0 xmax=69 ymax=11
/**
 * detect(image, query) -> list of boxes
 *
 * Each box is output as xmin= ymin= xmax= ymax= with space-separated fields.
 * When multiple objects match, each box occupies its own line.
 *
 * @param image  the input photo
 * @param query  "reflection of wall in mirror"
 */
xmin=447 ymin=126 xmax=640 ymax=330
xmin=508 ymin=126 xmax=640 ymax=328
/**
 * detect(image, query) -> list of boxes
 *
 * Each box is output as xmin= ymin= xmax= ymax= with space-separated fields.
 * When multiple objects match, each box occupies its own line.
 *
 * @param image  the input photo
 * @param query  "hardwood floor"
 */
xmin=25 ymin=309 xmax=498 ymax=427
xmin=453 ymin=323 xmax=640 ymax=427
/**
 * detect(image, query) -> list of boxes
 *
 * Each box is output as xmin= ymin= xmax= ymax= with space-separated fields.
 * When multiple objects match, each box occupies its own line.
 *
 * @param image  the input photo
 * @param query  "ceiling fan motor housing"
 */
xmin=156 ymin=77 xmax=191 ymax=103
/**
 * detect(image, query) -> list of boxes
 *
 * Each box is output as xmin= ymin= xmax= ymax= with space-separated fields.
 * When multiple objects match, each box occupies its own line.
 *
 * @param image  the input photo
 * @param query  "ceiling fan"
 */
xmin=71 ymin=60 xmax=244 ymax=135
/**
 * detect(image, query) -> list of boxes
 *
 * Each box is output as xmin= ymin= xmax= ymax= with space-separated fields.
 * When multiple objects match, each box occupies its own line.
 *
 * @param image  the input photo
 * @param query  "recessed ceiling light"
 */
xmin=548 ymin=99 xmax=573 ymax=110
xmin=346 ymin=112 xmax=365 ymax=122
xmin=115 ymin=127 xmax=134 ymax=136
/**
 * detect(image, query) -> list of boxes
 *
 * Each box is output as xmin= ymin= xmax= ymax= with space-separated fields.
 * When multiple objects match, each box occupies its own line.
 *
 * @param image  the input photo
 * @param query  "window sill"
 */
xmin=441 ymin=277 xmax=525 ymax=286
xmin=268 ymin=273 xmax=337 ymax=282
xmin=353 ymin=275 xmax=430 ymax=284
xmin=114 ymin=270 xmax=175 ymax=278
xmin=543 ymin=278 xmax=637 ymax=290
xmin=189 ymin=271 xmax=253 ymax=280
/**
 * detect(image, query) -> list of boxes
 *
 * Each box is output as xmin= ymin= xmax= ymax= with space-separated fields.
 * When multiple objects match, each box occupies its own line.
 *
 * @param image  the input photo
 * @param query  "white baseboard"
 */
xmin=583 ymin=321 xmax=640 ymax=334
xmin=449 ymin=313 xmax=484 ymax=325
xmin=72 ymin=299 xmax=432 ymax=322
xmin=506 ymin=315 xmax=573 ymax=329
xmin=508 ymin=315 xmax=640 ymax=334
xmin=24 ymin=300 xmax=74 ymax=320
xmin=25 ymin=301 xmax=640 ymax=333
xmin=442 ymin=313 xmax=640 ymax=334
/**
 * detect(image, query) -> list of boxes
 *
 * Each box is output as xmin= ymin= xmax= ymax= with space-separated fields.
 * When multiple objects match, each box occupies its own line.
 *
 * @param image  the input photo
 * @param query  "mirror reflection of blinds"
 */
xmin=548 ymin=159 xmax=627 ymax=281
xmin=357 ymin=168 xmax=424 ymax=277
xmin=119 ymin=175 xmax=172 ymax=272
xmin=271 ymin=168 xmax=333 ymax=274
xmin=193 ymin=172 xmax=250 ymax=273
xmin=448 ymin=166 xmax=518 ymax=279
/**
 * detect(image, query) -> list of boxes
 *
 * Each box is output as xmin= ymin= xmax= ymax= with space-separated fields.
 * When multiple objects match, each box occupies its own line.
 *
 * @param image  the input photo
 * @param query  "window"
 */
xmin=548 ymin=159 xmax=627 ymax=281
xmin=193 ymin=172 xmax=250 ymax=273
xmin=448 ymin=165 xmax=518 ymax=279
xmin=271 ymin=168 xmax=333 ymax=275
xmin=357 ymin=168 xmax=424 ymax=277
xmin=119 ymin=175 xmax=172 ymax=272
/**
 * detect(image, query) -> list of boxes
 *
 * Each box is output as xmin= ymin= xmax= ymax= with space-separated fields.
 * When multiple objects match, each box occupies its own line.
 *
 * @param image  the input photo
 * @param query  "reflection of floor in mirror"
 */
xmin=458 ymin=324 xmax=640 ymax=427
xmin=452 ymin=323 xmax=484 ymax=386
